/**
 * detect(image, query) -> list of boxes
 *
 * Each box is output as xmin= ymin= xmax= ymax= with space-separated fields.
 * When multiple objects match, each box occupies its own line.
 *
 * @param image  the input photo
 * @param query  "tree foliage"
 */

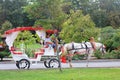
xmin=13 ymin=31 xmax=41 ymax=57
xmin=0 ymin=20 xmax=12 ymax=34
xmin=112 ymin=31 xmax=120 ymax=49
xmin=14 ymin=31 xmax=38 ymax=47
xmin=70 ymin=0 xmax=120 ymax=28
xmin=60 ymin=10 xmax=99 ymax=42
xmin=0 ymin=48 xmax=10 ymax=61
xmin=100 ymin=26 xmax=119 ymax=51
xmin=1 ymin=0 xmax=120 ymax=53
xmin=24 ymin=0 xmax=67 ymax=30
xmin=108 ymin=12 xmax=120 ymax=28
xmin=0 ymin=0 xmax=31 ymax=27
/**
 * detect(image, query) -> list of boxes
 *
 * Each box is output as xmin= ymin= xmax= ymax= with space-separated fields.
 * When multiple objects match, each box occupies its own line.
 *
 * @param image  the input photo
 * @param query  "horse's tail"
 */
xmin=59 ymin=46 xmax=67 ymax=63
xmin=60 ymin=46 xmax=66 ymax=56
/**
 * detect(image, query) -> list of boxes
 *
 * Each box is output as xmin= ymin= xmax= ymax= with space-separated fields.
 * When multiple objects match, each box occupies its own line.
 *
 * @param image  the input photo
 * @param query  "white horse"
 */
xmin=60 ymin=42 xmax=106 ymax=67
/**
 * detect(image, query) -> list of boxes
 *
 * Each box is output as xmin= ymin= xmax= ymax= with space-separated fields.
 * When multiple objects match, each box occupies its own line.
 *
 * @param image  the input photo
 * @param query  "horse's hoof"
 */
xmin=70 ymin=64 xmax=73 ymax=68
xmin=86 ymin=65 xmax=88 ymax=67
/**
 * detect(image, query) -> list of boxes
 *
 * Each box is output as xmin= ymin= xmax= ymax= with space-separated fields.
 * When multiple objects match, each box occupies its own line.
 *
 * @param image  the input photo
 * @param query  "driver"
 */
xmin=89 ymin=37 xmax=96 ymax=51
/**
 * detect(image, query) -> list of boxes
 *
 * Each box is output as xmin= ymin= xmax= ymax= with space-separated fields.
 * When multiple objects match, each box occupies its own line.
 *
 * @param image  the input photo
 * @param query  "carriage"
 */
xmin=4 ymin=27 xmax=61 ymax=69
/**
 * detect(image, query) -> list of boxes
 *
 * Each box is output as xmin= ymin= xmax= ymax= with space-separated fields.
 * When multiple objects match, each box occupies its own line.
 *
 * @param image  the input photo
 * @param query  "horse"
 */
xmin=60 ymin=42 xmax=106 ymax=67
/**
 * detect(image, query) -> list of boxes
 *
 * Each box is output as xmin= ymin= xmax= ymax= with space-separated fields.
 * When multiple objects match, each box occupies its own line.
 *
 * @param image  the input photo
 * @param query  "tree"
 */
xmin=71 ymin=0 xmax=90 ymax=14
xmin=24 ymin=0 xmax=67 ymax=30
xmin=90 ymin=9 xmax=109 ymax=28
xmin=98 ymin=0 xmax=120 ymax=13
xmin=0 ymin=35 xmax=10 ymax=61
xmin=90 ymin=0 xmax=120 ymax=28
xmin=0 ymin=48 xmax=10 ymax=61
xmin=0 ymin=20 xmax=12 ymax=34
xmin=60 ymin=10 xmax=99 ymax=43
xmin=112 ymin=31 xmax=120 ymax=50
xmin=108 ymin=12 xmax=120 ymax=28
xmin=0 ymin=0 xmax=31 ymax=27
xmin=100 ymin=26 xmax=116 ymax=51
xmin=101 ymin=26 xmax=120 ymax=51
xmin=69 ymin=0 xmax=120 ymax=28
xmin=0 ymin=1 xmax=4 ymax=25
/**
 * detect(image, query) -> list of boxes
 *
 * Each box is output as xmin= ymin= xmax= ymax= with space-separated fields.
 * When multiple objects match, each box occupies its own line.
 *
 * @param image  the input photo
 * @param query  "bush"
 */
xmin=0 ymin=47 xmax=10 ymax=61
xmin=101 ymin=27 xmax=120 ymax=52
xmin=104 ymin=50 xmax=120 ymax=59
xmin=0 ymin=20 xmax=12 ymax=34
xmin=25 ymin=44 xmax=42 ymax=57
xmin=72 ymin=54 xmax=87 ymax=60
xmin=60 ymin=10 xmax=99 ymax=43
xmin=94 ymin=50 xmax=103 ymax=59
xmin=13 ymin=31 xmax=42 ymax=57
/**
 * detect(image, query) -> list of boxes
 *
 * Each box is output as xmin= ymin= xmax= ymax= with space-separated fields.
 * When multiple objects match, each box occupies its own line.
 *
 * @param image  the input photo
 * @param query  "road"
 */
xmin=0 ymin=59 xmax=120 ymax=70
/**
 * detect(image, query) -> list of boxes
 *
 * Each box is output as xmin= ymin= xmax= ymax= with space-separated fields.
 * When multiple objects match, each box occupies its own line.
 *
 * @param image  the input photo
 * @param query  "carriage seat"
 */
xmin=34 ymin=48 xmax=44 ymax=58
xmin=10 ymin=47 xmax=22 ymax=55
xmin=30 ymin=48 xmax=44 ymax=62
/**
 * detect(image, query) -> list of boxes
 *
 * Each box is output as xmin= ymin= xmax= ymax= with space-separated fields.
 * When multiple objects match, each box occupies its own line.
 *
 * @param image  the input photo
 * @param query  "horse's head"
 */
xmin=95 ymin=42 xmax=106 ymax=54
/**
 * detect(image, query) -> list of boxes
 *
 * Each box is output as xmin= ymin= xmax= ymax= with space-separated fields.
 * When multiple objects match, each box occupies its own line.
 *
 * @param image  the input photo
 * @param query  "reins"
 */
xmin=67 ymin=42 xmax=91 ymax=54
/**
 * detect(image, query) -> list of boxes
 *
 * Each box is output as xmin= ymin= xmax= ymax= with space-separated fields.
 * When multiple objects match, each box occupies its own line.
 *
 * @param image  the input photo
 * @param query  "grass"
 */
xmin=0 ymin=68 xmax=120 ymax=80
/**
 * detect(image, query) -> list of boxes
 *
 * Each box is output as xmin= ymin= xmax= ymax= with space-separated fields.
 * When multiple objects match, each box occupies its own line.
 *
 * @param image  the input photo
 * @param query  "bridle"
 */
xmin=99 ymin=44 xmax=106 ymax=54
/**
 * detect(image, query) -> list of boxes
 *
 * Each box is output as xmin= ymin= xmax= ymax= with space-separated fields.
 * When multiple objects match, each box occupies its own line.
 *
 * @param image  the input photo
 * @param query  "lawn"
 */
xmin=0 ymin=68 xmax=120 ymax=80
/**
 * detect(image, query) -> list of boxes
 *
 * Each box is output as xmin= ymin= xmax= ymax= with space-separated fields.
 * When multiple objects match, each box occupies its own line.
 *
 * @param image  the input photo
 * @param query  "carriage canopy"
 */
xmin=4 ymin=26 xmax=56 ymax=49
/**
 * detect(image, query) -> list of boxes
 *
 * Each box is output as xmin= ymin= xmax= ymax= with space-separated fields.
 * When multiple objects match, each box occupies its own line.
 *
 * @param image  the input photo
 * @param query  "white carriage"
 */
xmin=4 ymin=27 xmax=61 ymax=69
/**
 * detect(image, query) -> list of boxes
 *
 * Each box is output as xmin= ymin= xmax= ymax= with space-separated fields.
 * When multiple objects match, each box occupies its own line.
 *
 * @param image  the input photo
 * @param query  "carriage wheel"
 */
xmin=17 ymin=59 xmax=30 ymax=69
xmin=48 ymin=58 xmax=60 ymax=68
xmin=44 ymin=60 xmax=50 ymax=68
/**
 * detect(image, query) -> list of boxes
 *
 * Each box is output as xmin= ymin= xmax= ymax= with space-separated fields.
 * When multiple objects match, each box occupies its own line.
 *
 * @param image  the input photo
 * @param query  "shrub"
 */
xmin=0 ymin=47 xmax=10 ymax=61
xmin=94 ymin=50 xmax=103 ymax=59
xmin=104 ymin=50 xmax=120 ymax=59
xmin=0 ymin=20 xmax=12 ymax=34
xmin=13 ymin=31 xmax=42 ymax=57
xmin=72 ymin=54 xmax=87 ymax=60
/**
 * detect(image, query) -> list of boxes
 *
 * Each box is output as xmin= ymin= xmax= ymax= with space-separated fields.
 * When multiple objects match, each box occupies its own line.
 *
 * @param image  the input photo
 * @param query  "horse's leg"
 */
xmin=86 ymin=49 xmax=93 ymax=67
xmin=86 ymin=54 xmax=90 ymax=67
xmin=68 ymin=54 xmax=73 ymax=68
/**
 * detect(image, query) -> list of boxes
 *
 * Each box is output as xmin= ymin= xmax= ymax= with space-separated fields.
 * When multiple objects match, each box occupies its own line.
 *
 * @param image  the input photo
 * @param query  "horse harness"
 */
xmin=67 ymin=42 xmax=90 ymax=54
xmin=99 ymin=44 xmax=105 ymax=53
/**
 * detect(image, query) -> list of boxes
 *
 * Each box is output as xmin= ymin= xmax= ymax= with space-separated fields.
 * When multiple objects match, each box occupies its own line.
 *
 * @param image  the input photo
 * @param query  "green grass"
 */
xmin=0 ymin=68 xmax=120 ymax=80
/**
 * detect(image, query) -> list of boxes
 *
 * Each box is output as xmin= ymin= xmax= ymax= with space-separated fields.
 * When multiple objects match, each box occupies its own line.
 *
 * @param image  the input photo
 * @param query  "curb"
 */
xmin=0 ymin=58 xmax=120 ymax=64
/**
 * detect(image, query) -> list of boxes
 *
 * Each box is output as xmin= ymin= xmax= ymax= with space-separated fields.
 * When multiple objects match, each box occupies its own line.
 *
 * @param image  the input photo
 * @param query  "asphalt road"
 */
xmin=0 ymin=58 xmax=120 ymax=70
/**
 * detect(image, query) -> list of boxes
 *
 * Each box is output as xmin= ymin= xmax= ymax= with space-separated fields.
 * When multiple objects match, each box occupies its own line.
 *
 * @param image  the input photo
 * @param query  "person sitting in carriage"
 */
xmin=44 ymin=34 xmax=55 ymax=48
xmin=44 ymin=34 xmax=52 ymax=47
xmin=44 ymin=33 xmax=57 ymax=53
